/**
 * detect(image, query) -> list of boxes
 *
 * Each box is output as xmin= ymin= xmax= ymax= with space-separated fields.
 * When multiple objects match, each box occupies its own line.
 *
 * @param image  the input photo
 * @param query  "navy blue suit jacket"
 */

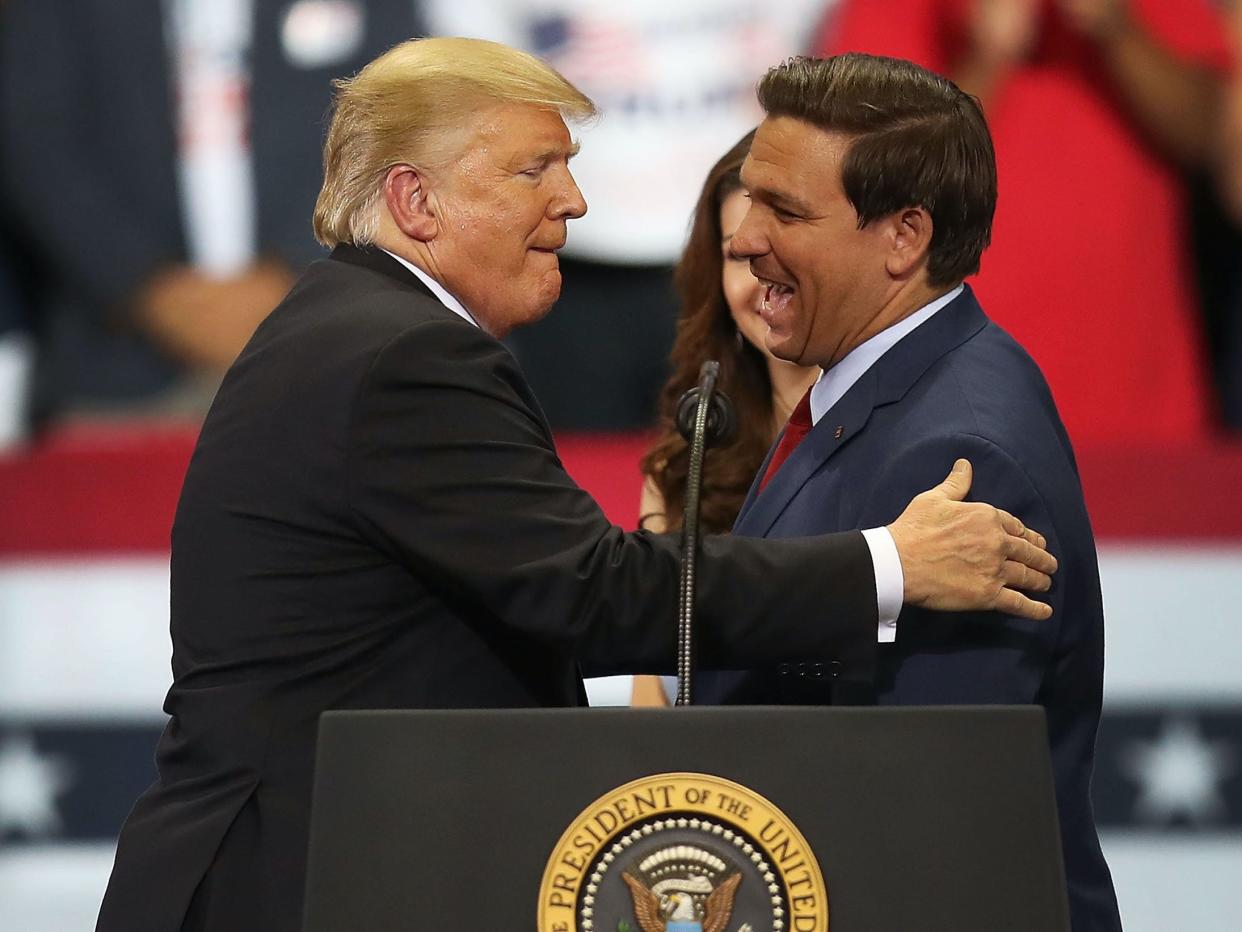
xmin=698 ymin=286 xmax=1122 ymax=931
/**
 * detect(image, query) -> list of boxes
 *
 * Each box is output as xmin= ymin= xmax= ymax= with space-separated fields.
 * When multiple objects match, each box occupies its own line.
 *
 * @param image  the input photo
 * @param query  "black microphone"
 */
xmin=672 ymin=361 xmax=735 ymax=706
xmin=675 ymin=373 xmax=737 ymax=448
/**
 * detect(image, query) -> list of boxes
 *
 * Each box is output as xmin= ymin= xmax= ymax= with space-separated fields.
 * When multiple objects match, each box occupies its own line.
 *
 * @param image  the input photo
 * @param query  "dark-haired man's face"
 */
xmin=730 ymin=116 xmax=895 ymax=369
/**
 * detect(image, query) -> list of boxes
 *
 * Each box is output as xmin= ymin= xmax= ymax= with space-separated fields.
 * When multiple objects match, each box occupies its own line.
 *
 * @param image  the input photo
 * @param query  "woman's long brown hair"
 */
xmin=640 ymin=129 xmax=779 ymax=534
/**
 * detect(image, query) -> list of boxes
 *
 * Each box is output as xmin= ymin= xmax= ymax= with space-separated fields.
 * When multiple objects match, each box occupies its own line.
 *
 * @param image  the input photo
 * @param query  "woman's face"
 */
xmin=719 ymin=188 xmax=771 ymax=355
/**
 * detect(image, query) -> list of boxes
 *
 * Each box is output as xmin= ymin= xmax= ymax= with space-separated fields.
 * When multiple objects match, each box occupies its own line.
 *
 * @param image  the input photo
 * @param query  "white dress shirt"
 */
xmin=813 ymin=285 xmax=964 ymax=642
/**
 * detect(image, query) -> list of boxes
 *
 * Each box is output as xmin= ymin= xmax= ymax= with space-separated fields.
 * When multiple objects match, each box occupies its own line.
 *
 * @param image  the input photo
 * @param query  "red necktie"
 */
xmin=759 ymin=388 xmax=814 ymax=492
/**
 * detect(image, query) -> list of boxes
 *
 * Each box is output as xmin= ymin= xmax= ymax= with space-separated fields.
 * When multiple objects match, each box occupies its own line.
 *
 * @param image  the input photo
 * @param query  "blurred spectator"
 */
xmin=0 ymin=0 xmax=423 ymax=426
xmin=423 ymin=0 xmax=837 ymax=429
xmin=820 ymin=0 xmax=1229 ymax=444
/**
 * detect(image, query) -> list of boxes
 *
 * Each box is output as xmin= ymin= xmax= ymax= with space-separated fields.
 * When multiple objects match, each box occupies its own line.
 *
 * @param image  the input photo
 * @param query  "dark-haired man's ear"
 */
xmin=384 ymin=164 xmax=438 ymax=242
xmin=885 ymin=207 xmax=933 ymax=279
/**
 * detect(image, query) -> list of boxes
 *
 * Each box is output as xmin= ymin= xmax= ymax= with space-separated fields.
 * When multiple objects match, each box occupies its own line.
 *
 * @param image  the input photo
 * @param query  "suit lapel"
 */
xmin=733 ymin=286 xmax=990 ymax=538
xmin=734 ymin=373 xmax=880 ymax=537
xmin=733 ymin=439 xmax=778 ymax=528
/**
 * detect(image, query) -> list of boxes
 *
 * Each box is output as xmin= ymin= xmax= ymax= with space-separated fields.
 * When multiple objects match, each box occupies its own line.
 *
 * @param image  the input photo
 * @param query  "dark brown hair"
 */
xmin=640 ymin=130 xmax=779 ymax=534
xmin=758 ymin=53 xmax=997 ymax=286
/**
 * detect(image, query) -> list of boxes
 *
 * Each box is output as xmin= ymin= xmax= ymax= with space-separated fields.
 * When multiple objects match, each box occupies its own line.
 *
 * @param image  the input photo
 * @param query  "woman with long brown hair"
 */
xmin=633 ymin=130 xmax=820 ymax=706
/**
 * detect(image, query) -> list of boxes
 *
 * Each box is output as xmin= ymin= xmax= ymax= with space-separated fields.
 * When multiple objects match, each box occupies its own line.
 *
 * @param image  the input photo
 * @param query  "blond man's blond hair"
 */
xmin=313 ymin=37 xmax=596 ymax=248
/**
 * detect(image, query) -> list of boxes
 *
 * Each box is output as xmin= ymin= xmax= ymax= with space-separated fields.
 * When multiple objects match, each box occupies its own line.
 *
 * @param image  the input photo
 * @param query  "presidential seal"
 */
xmin=537 ymin=772 xmax=828 ymax=932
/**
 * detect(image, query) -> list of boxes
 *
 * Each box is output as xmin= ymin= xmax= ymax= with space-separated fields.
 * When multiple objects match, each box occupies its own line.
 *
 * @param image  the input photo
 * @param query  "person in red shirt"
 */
xmin=819 ymin=0 xmax=1229 ymax=444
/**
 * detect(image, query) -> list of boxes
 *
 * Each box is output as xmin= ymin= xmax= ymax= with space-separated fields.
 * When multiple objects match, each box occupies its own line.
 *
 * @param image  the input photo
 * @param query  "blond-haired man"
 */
xmin=96 ymin=38 xmax=1055 ymax=931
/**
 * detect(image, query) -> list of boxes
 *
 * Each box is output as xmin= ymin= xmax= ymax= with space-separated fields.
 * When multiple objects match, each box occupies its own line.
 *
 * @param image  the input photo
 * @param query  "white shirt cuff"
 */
xmin=861 ymin=527 xmax=903 ymax=643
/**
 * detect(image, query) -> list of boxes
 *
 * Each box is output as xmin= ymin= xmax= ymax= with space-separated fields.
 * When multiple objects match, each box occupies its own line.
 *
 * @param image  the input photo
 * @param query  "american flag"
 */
xmin=529 ymin=13 xmax=652 ymax=96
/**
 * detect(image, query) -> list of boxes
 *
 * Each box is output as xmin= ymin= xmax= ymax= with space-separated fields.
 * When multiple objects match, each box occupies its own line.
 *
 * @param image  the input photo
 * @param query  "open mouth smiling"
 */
xmin=758 ymin=277 xmax=796 ymax=318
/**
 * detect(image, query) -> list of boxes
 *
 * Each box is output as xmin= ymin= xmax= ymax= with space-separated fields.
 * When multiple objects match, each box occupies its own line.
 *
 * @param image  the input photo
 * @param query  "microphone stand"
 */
xmin=673 ymin=361 xmax=735 ymax=706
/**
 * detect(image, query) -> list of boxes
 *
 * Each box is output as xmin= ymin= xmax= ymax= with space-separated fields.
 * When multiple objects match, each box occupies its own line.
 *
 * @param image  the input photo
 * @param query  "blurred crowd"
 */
xmin=1 ymin=0 xmax=1240 ymax=452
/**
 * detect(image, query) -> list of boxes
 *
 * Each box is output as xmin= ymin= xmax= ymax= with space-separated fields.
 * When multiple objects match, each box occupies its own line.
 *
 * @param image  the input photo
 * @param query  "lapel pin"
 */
xmin=834 ymin=425 xmax=845 ymax=440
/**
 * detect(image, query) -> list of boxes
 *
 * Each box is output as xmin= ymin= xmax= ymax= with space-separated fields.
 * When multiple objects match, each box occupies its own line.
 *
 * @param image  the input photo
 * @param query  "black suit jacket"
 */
xmin=96 ymin=245 xmax=880 ymax=931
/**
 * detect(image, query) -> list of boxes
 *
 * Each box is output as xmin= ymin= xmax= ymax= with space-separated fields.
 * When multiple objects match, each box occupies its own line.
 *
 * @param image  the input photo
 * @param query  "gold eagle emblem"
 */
xmin=622 ymin=868 xmax=742 ymax=932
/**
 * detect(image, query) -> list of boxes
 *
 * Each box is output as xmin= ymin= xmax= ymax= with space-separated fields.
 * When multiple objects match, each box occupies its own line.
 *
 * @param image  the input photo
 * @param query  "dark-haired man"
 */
xmin=697 ymin=53 xmax=1122 ymax=931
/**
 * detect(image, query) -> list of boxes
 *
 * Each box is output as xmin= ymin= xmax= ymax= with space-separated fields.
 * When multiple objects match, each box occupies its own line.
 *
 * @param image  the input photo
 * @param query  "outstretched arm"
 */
xmin=346 ymin=321 xmax=1057 ymax=676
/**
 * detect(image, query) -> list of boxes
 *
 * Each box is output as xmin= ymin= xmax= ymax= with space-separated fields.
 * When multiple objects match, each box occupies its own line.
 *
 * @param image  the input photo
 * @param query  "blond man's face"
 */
xmin=425 ymin=104 xmax=586 ymax=337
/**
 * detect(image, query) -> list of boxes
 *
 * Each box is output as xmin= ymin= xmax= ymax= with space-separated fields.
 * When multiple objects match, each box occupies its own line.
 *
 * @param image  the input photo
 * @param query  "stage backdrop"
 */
xmin=1 ymin=425 xmax=1240 ymax=930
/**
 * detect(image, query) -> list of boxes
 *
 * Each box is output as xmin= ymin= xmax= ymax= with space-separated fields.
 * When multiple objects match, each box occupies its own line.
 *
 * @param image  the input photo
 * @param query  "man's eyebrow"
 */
xmin=750 ymin=184 xmax=811 ymax=215
xmin=532 ymin=141 xmax=581 ymax=163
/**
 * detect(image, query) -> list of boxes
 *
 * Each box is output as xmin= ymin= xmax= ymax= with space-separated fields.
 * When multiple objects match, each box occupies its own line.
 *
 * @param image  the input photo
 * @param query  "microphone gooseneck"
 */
xmin=674 ymin=360 xmax=735 ymax=706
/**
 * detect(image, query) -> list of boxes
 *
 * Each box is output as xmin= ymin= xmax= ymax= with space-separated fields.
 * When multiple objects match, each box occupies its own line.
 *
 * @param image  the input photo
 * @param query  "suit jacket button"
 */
xmin=828 ymin=661 xmax=843 ymax=679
